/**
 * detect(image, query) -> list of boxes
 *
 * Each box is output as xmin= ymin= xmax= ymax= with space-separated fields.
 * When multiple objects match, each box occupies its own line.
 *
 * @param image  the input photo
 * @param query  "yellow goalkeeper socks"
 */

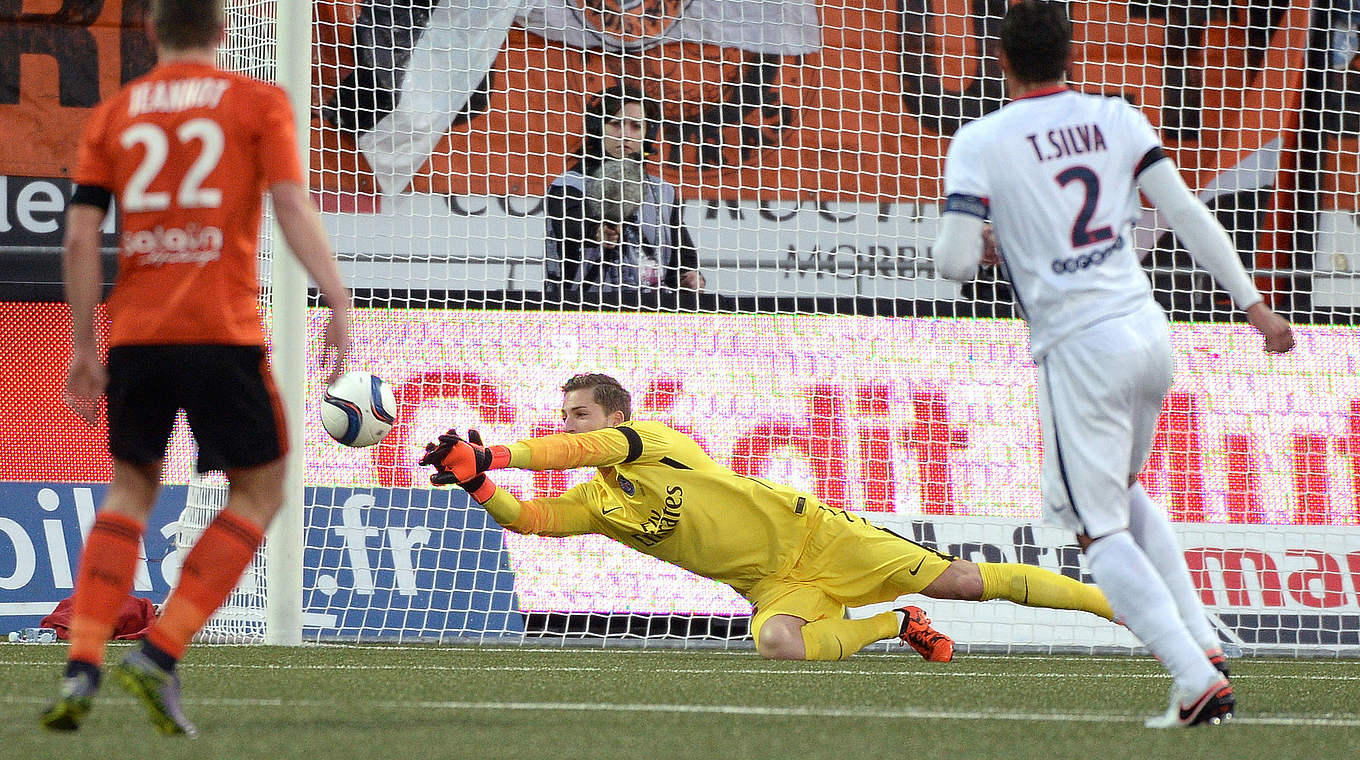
xmin=798 ymin=612 xmax=901 ymax=661
xmin=978 ymin=562 xmax=1114 ymax=621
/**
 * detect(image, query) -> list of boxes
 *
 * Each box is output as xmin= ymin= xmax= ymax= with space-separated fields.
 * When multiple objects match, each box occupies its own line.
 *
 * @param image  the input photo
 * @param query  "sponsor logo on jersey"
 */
xmin=630 ymin=484 xmax=683 ymax=546
xmin=1050 ymin=236 xmax=1124 ymax=274
xmin=121 ymin=224 xmax=224 ymax=266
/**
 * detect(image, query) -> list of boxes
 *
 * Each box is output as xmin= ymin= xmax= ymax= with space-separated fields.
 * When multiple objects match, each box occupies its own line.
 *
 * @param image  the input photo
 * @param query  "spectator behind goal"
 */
xmin=544 ymin=85 xmax=705 ymax=310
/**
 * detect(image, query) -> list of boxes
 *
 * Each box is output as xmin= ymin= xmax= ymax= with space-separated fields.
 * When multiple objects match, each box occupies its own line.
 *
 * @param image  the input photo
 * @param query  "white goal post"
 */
xmin=182 ymin=0 xmax=1360 ymax=655
xmin=262 ymin=0 xmax=311 ymax=648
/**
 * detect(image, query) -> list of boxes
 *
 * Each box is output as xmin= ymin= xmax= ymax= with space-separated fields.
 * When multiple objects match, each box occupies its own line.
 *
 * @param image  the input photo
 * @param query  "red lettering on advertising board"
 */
xmin=1292 ymin=432 xmax=1332 ymax=525
xmin=641 ymin=378 xmax=710 ymax=454
xmin=730 ymin=384 xmax=851 ymax=508
xmin=1337 ymin=399 xmax=1360 ymax=522
xmin=732 ymin=420 xmax=820 ymax=491
xmin=1224 ymin=433 xmax=1265 ymax=525
xmin=1286 ymin=549 xmax=1347 ymax=608
xmin=901 ymin=390 xmax=968 ymax=515
xmin=530 ymin=420 xmax=570 ymax=498
xmin=1142 ymin=392 xmax=1208 ymax=522
xmin=374 ymin=371 xmax=518 ymax=487
xmin=807 ymin=385 xmax=851 ymax=508
xmin=1186 ymin=548 xmax=1285 ymax=607
xmin=857 ymin=384 xmax=895 ymax=512
xmin=641 ymin=377 xmax=683 ymax=412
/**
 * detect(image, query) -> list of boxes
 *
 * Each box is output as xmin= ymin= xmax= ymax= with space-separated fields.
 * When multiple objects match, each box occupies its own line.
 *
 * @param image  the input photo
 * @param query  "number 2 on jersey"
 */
xmin=1055 ymin=166 xmax=1113 ymax=247
xmin=120 ymin=119 xmax=225 ymax=212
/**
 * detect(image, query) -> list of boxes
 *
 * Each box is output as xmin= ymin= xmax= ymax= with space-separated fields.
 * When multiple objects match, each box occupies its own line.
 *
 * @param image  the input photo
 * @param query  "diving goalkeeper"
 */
xmin=422 ymin=373 xmax=1115 ymax=661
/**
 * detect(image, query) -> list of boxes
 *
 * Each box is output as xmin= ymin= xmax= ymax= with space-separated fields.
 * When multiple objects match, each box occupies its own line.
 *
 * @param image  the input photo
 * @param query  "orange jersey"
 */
xmin=74 ymin=62 xmax=304 ymax=346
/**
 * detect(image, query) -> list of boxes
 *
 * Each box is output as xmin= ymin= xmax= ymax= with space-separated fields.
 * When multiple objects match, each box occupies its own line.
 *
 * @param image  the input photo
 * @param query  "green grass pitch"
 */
xmin=3 ymin=643 xmax=1357 ymax=759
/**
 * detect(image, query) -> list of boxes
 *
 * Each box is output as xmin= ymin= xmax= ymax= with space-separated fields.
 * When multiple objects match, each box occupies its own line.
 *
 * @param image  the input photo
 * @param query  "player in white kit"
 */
xmin=933 ymin=1 xmax=1294 ymax=728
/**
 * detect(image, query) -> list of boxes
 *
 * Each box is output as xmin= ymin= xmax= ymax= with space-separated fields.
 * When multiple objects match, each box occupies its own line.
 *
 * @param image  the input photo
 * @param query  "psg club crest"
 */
xmin=569 ymin=0 xmax=695 ymax=50
xmin=617 ymin=474 xmax=636 ymax=497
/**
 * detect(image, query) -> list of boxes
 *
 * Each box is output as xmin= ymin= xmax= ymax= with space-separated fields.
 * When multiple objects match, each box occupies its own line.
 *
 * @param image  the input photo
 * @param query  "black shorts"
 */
xmin=106 ymin=345 xmax=288 ymax=472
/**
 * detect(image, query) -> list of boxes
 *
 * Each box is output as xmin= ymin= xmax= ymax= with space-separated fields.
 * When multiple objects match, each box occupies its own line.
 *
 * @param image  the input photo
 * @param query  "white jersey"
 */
xmin=943 ymin=87 xmax=1166 ymax=359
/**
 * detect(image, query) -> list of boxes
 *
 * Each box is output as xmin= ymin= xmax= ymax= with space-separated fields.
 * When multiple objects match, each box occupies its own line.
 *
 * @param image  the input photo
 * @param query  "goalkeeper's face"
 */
xmin=561 ymin=389 xmax=625 ymax=434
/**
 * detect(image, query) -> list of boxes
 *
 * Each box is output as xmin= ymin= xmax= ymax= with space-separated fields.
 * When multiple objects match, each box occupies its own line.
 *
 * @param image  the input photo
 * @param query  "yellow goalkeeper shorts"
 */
xmin=748 ymin=504 xmax=955 ymax=646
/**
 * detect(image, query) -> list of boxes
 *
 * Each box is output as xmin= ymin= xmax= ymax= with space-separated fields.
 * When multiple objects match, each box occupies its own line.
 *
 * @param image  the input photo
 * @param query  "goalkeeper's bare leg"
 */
xmin=757 ymin=609 xmax=954 ymax=662
xmin=919 ymin=559 xmax=1115 ymax=621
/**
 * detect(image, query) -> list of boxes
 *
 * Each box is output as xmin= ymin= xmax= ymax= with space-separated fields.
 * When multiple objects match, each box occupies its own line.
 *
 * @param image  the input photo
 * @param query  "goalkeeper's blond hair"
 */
xmin=561 ymin=374 xmax=632 ymax=420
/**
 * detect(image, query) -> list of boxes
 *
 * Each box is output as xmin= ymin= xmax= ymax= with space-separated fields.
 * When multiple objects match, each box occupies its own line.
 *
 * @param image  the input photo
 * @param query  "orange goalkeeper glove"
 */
xmin=419 ymin=426 xmax=511 ymax=480
xmin=422 ymin=429 xmax=502 ymax=503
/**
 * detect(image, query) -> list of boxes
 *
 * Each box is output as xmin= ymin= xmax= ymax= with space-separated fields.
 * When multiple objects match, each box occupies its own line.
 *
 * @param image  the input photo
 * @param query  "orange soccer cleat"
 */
xmin=896 ymin=605 xmax=954 ymax=662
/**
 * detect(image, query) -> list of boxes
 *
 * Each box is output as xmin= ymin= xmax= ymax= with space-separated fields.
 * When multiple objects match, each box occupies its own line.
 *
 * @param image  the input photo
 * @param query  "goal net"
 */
xmin=191 ymin=0 xmax=1360 ymax=655
xmin=181 ymin=467 xmax=268 ymax=643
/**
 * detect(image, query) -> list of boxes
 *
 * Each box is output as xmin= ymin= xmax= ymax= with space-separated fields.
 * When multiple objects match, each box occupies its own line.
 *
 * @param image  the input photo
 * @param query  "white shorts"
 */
xmin=1037 ymin=303 xmax=1173 ymax=538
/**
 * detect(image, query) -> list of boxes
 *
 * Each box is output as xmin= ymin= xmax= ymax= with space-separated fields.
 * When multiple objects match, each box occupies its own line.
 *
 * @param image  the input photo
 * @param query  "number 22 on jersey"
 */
xmin=119 ymin=118 xmax=224 ymax=212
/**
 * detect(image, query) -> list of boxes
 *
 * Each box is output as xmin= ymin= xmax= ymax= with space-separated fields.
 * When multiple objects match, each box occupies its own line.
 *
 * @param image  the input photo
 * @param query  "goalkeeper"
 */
xmin=422 ymin=373 xmax=1115 ymax=662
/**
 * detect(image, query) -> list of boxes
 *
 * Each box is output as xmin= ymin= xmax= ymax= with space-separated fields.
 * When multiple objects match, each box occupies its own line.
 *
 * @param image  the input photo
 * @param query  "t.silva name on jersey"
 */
xmin=1025 ymin=123 xmax=1107 ymax=163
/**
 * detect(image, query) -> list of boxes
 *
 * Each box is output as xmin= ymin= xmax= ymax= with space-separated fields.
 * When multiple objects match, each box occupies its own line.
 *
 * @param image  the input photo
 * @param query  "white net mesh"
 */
xmin=182 ymin=0 xmax=1360 ymax=653
xmin=181 ymin=468 xmax=268 ymax=643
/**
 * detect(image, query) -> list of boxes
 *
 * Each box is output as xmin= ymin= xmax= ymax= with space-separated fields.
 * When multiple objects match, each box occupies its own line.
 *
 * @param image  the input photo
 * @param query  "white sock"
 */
xmin=1127 ymin=483 xmax=1221 ymax=654
xmin=1086 ymin=531 xmax=1221 ymax=700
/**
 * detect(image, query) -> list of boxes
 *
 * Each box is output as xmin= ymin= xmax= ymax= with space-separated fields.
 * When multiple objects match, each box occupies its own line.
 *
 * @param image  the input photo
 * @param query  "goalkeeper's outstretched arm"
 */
xmin=423 ymin=422 xmax=676 ymax=482
xmin=447 ymin=472 xmax=597 ymax=537
xmin=505 ymin=424 xmax=670 ymax=471
xmin=422 ymin=428 xmax=600 ymax=535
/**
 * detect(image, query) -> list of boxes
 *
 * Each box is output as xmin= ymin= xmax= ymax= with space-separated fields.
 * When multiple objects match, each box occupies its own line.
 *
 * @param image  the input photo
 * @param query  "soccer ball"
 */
xmin=321 ymin=371 xmax=398 ymax=447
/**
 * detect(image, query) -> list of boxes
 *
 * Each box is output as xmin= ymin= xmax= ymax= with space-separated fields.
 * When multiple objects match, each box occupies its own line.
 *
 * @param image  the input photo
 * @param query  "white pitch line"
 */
xmin=3 ymin=694 xmax=1358 ymax=727
xmin=3 ymin=659 xmax=1359 ymax=681
xmin=16 ymin=642 xmax=1360 ymax=672
xmin=308 ymin=644 xmax=1360 ymax=667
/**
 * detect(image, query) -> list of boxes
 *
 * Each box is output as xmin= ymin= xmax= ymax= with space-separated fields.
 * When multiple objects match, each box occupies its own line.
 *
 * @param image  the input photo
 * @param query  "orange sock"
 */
xmin=68 ymin=512 xmax=146 ymax=667
xmin=146 ymin=510 xmax=263 ymax=661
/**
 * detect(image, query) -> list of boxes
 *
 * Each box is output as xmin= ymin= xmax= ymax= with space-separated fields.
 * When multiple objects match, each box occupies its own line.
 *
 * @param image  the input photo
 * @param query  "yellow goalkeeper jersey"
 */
xmin=489 ymin=421 xmax=821 ymax=597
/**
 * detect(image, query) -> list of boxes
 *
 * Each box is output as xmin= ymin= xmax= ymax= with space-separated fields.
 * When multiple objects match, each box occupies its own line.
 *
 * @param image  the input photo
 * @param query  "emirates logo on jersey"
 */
xmin=571 ymin=0 xmax=694 ymax=50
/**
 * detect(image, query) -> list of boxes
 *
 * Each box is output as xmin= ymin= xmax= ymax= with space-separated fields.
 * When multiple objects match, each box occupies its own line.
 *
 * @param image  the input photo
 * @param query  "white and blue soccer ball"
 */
xmin=321 ymin=371 xmax=398 ymax=447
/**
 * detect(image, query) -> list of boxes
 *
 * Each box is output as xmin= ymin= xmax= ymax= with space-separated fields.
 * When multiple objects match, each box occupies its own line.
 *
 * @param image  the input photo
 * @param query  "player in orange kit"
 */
xmin=40 ymin=0 xmax=350 ymax=737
